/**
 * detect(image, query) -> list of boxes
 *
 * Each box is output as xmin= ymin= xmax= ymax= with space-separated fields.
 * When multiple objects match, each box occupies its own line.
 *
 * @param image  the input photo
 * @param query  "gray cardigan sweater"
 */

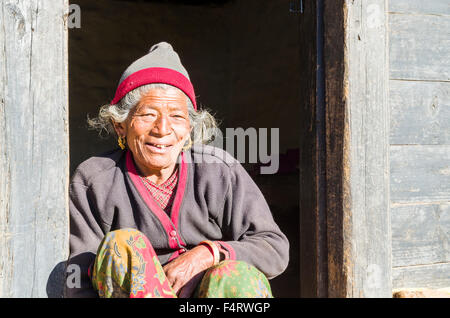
xmin=65 ymin=145 xmax=289 ymax=297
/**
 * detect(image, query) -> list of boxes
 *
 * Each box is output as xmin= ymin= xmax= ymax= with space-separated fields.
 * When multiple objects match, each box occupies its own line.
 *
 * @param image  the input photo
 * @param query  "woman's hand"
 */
xmin=163 ymin=245 xmax=214 ymax=296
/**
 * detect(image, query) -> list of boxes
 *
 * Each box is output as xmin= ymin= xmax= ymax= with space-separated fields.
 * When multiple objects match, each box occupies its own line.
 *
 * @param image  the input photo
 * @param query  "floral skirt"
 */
xmin=90 ymin=228 xmax=273 ymax=298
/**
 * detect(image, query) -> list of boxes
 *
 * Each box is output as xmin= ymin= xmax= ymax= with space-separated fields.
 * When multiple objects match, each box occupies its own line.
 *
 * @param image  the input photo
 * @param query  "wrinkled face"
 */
xmin=114 ymin=86 xmax=191 ymax=176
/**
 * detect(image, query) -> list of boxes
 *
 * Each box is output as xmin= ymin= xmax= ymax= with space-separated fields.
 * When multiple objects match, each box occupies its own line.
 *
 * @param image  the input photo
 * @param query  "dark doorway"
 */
xmin=69 ymin=0 xmax=303 ymax=297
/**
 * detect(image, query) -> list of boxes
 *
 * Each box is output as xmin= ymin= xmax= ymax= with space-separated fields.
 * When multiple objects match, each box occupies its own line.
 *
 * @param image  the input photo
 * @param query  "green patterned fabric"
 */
xmin=195 ymin=260 xmax=273 ymax=298
xmin=91 ymin=229 xmax=273 ymax=298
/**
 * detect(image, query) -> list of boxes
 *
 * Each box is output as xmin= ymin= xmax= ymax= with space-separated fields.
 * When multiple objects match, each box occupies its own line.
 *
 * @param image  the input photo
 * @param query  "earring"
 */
xmin=182 ymin=136 xmax=193 ymax=151
xmin=118 ymin=136 xmax=126 ymax=150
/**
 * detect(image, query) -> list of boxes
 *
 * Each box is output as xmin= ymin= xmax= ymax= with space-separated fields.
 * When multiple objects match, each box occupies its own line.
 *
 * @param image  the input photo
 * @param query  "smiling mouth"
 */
xmin=149 ymin=143 xmax=171 ymax=148
xmin=146 ymin=142 xmax=173 ymax=152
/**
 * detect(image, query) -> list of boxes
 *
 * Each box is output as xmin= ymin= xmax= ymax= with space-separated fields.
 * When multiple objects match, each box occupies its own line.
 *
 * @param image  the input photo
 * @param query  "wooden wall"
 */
xmin=0 ymin=0 xmax=69 ymax=297
xmin=388 ymin=0 xmax=450 ymax=289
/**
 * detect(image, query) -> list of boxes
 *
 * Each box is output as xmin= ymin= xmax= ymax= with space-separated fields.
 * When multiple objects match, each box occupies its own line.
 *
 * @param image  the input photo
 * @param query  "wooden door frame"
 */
xmin=299 ymin=0 xmax=391 ymax=297
xmin=0 ymin=0 xmax=69 ymax=297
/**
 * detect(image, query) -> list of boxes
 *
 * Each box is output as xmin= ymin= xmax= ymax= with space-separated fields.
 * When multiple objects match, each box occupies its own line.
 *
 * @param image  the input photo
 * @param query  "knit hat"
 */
xmin=111 ymin=42 xmax=197 ymax=109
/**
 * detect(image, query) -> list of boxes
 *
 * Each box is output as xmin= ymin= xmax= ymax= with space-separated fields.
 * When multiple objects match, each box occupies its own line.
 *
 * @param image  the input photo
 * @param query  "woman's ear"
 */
xmin=112 ymin=120 xmax=127 ymax=138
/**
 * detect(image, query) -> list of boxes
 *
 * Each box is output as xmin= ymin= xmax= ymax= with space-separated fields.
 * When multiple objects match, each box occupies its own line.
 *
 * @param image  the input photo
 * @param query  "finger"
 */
xmin=164 ymin=270 xmax=177 ymax=289
xmin=172 ymin=279 xmax=183 ymax=296
xmin=173 ymin=273 xmax=191 ymax=296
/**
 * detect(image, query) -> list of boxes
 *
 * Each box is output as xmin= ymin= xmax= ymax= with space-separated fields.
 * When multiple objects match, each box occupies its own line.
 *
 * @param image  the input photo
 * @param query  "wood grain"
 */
xmin=389 ymin=14 xmax=450 ymax=81
xmin=393 ymin=263 xmax=450 ymax=289
xmin=390 ymin=80 xmax=450 ymax=145
xmin=345 ymin=0 xmax=391 ymax=298
xmin=391 ymin=203 xmax=449 ymax=267
xmin=0 ymin=0 xmax=69 ymax=297
xmin=388 ymin=0 xmax=450 ymax=291
xmin=389 ymin=0 xmax=450 ymax=15
xmin=324 ymin=0 xmax=391 ymax=297
xmin=323 ymin=0 xmax=347 ymax=298
xmin=298 ymin=0 xmax=324 ymax=298
xmin=390 ymin=145 xmax=450 ymax=203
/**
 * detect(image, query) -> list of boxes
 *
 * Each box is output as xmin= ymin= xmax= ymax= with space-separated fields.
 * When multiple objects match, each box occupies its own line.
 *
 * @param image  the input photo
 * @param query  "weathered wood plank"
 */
xmin=391 ymin=203 xmax=450 ymax=267
xmin=389 ymin=14 xmax=450 ymax=81
xmin=324 ymin=0 xmax=391 ymax=297
xmin=323 ymin=0 xmax=347 ymax=298
xmin=345 ymin=0 xmax=391 ymax=298
xmin=390 ymin=145 xmax=450 ymax=203
xmin=389 ymin=0 xmax=450 ymax=15
xmin=0 ymin=0 xmax=69 ymax=297
xmin=390 ymin=80 xmax=450 ymax=145
xmin=389 ymin=0 xmax=450 ymax=292
xmin=298 ymin=0 xmax=324 ymax=298
xmin=392 ymin=263 xmax=450 ymax=289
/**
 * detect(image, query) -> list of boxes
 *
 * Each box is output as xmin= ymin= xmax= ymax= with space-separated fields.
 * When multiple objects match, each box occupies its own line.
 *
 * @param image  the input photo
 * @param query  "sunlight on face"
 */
xmin=121 ymin=86 xmax=191 ymax=176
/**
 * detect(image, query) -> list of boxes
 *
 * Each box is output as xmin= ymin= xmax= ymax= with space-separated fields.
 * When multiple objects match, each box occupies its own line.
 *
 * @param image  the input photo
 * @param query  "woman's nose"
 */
xmin=153 ymin=114 xmax=171 ymax=136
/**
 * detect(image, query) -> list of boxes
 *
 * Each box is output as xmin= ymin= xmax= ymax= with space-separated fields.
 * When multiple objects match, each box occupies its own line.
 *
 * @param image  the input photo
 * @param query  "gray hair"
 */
xmin=88 ymin=83 xmax=219 ymax=145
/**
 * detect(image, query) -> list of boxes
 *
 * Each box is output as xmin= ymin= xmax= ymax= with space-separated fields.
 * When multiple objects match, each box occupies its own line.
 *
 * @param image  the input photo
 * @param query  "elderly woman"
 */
xmin=65 ymin=42 xmax=289 ymax=298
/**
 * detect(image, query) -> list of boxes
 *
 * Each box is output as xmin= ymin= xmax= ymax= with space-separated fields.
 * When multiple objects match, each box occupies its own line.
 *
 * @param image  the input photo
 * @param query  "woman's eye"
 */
xmin=138 ymin=113 xmax=156 ymax=117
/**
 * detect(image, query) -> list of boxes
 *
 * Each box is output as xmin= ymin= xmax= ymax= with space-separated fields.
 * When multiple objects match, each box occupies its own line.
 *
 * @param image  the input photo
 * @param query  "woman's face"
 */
xmin=114 ymin=86 xmax=191 ymax=176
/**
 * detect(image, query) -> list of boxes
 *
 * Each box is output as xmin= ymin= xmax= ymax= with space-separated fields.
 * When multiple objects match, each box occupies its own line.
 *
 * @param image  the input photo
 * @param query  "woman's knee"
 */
xmin=208 ymin=260 xmax=262 ymax=277
xmin=198 ymin=260 xmax=273 ymax=298
xmin=100 ymin=228 xmax=144 ymax=247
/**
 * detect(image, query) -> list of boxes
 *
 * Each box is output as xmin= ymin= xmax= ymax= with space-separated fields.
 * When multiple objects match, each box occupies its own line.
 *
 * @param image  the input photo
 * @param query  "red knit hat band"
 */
xmin=111 ymin=67 xmax=197 ymax=110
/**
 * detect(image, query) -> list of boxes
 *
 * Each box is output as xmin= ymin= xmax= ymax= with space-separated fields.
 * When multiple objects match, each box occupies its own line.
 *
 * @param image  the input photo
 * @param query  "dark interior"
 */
xmin=69 ymin=0 xmax=301 ymax=297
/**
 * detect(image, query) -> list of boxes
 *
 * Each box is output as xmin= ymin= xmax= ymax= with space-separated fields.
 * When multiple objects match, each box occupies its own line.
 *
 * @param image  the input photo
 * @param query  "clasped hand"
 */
xmin=162 ymin=245 xmax=214 ymax=297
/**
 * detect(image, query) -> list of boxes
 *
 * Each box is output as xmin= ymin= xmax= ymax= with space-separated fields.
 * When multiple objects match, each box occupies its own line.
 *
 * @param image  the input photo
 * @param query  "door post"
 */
xmin=0 ymin=0 xmax=69 ymax=297
xmin=323 ymin=0 xmax=391 ymax=297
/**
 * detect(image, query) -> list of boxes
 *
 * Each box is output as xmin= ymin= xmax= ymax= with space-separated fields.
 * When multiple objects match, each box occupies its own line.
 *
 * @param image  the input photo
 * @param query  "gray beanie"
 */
xmin=111 ymin=42 xmax=197 ymax=109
